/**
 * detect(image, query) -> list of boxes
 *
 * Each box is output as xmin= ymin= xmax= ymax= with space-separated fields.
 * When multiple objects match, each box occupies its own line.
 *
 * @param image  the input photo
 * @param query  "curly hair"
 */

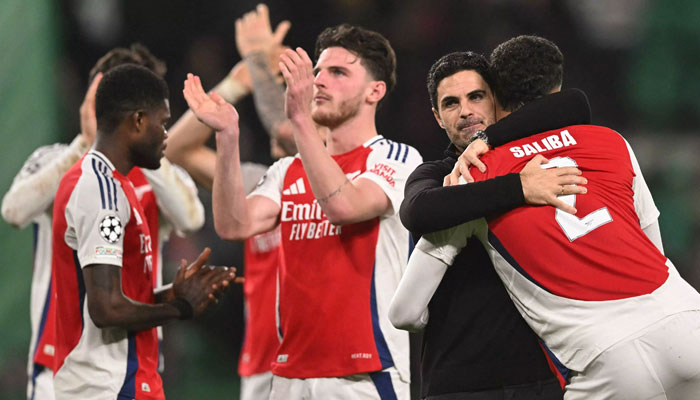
xmin=426 ymin=51 xmax=492 ymax=110
xmin=95 ymin=64 xmax=169 ymax=134
xmin=89 ymin=43 xmax=167 ymax=82
xmin=490 ymin=35 xmax=563 ymax=112
xmin=315 ymin=24 xmax=397 ymax=104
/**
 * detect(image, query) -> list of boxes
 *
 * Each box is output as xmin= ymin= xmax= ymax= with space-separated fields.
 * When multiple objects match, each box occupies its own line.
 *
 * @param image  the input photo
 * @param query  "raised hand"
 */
xmin=79 ymin=73 xmax=103 ymax=144
xmin=183 ymin=73 xmax=239 ymax=135
xmin=235 ymin=3 xmax=291 ymax=61
xmin=279 ymin=48 xmax=314 ymax=121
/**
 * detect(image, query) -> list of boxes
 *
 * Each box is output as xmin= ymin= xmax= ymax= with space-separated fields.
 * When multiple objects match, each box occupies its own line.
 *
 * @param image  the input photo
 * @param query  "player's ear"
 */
xmin=365 ymin=80 xmax=386 ymax=105
xmin=131 ymin=110 xmax=148 ymax=133
xmin=432 ymin=107 xmax=445 ymax=130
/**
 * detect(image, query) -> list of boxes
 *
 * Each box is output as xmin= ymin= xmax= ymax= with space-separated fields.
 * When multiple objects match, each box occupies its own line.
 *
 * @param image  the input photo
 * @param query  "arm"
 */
xmin=183 ymin=74 xmax=280 ymax=240
xmin=389 ymin=248 xmax=448 ymax=332
xmin=235 ymin=4 xmax=297 ymax=156
xmin=84 ymin=248 xmax=236 ymax=331
xmin=280 ymin=48 xmax=404 ymax=225
xmin=400 ymin=161 xmax=524 ymax=235
xmin=141 ymin=159 xmax=204 ymax=234
xmin=625 ymin=140 xmax=664 ymax=253
xmin=2 ymin=137 xmax=90 ymax=228
xmin=164 ymin=62 xmax=251 ymax=190
xmin=1 ymin=75 xmax=103 ymax=228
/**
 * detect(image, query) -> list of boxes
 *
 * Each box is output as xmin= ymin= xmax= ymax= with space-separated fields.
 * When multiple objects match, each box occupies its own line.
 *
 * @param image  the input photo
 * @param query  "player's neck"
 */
xmin=94 ymin=135 xmax=133 ymax=176
xmin=325 ymin=113 xmax=378 ymax=155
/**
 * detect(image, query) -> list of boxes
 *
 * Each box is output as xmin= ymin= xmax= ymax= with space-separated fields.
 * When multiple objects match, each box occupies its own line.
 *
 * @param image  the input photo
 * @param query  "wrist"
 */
xmin=467 ymin=130 xmax=490 ymax=148
xmin=169 ymin=297 xmax=194 ymax=320
xmin=213 ymin=75 xmax=249 ymax=103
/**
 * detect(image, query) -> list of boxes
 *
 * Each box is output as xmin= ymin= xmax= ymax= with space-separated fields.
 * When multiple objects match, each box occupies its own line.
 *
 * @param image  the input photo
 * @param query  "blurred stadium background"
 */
xmin=1 ymin=0 xmax=698 ymax=398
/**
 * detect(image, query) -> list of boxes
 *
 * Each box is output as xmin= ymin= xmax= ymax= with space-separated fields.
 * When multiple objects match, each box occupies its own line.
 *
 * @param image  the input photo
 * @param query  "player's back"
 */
xmin=471 ymin=125 xmax=700 ymax=371
xmin=477 ymin=125 xmax=666 ymax=301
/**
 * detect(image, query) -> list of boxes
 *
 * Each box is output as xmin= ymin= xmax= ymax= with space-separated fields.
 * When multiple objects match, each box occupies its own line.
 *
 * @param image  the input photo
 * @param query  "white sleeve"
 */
xmin=625 ymin=140 xmax=660 ymax=229
xmin=2 ymin=135 xmax=90 ymax=228
xmin=357 ymin=140 xmax=423 ymax=216
xmin=642 ymin=220 xmax=664 ymax=254
xmin=141 ymin=158 xmax=204 ymax=235
xmin=66 ymin=172 xmax=131 ymax=268
xmin=389 ymin=248 xmax=449 ymax=332
xmin=240 ymin=162 xmax=270 ymax=195
xmin=416 ymin=222 xmax=477 ymax=266
xmin=249 ymin=156 xmax=295 ymax=206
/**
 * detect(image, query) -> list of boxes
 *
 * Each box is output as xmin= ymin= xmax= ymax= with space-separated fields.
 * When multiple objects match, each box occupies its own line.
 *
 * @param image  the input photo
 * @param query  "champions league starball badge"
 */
xmin=99 ymin=215 xmax=122 ymax=243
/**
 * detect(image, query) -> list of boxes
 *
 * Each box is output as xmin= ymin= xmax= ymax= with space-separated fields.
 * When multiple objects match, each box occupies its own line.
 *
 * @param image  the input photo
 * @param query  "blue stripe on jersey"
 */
xmin=369 ymin=371 xmax=398 ymax=400
xmin=29 ymin=363 xmax=45 ymax=400
xmin=111 ymin=177 xmax=118 ymax=211
xmin=407 ymin=232 xmax=415 ymax=257
xmin=99 ymin=163 xmax=114 ymax=210
xmin=119 ymin=334 xmax=138 ymax=399
xmin=401 ymin=145 xmax=409 ymax=163
xmin=539 ymin=339 xmax=571 ymax=384
xmin=91 ymin=158 xmax=107 ymax=209
xmin=72 ymin=251 xmax=87 ymax=329
xmin=33 ymin=276 xmax=52 ymax=358
xmin=487 ymin=230 xmax=551 ymax=293
xmin=393 ymin=143 xmax=402 ymax=161
xmin=370 ymin=263 xmax=394 ymax=370
xmin=387 ymin=142 xmax=395 ymax=160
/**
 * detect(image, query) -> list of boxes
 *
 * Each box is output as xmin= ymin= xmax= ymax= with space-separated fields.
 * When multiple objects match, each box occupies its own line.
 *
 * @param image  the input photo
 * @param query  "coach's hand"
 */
xmin=444 ymin=138 xmax=490 ymax=186
xmin=520 ymin=155 xmax=587 ymax=214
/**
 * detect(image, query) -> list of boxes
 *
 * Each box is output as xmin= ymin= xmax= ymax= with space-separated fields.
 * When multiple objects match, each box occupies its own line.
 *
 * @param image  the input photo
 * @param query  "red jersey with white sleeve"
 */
xmin=238 ymin=227 xmax=281 ymax=377
xmin=251 ymin=135 xmax=421 ymax=380
xmin=419 ymin=125 xmax=700 ymax=373
xmin=51 ymin=150 xmax=164 ymax=399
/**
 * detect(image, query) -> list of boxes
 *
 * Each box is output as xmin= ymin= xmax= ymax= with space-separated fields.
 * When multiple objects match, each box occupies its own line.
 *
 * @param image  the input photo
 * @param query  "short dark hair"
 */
xmin=315 ymin=24 xmax=397 ymax=103
xmin=427 ymin=51 xmax=492 ymax=110
xmin=95 ymin=64 xmax=169 ymax=134
xmin=89 ymin=43 xmax=167 ymax=82
xmin=490 ymin=35 xmax=563 ymax=112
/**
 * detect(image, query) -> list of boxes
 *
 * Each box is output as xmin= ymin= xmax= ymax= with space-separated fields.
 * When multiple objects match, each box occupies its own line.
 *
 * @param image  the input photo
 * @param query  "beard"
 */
xmin=311 ymin=91 xmax=364 ymax=129
xmin=131 ymin=133 xmax=163 ymax=170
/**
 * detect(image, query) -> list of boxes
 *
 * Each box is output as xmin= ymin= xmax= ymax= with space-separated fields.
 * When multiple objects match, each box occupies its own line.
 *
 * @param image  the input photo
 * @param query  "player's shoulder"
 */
xmin=18 ymin=142 xmax=70 ymax=177
xmin=365 ymin=136 xmax=422 ymax=165
xmin=71 ymin=152 xmax=124 ymax=210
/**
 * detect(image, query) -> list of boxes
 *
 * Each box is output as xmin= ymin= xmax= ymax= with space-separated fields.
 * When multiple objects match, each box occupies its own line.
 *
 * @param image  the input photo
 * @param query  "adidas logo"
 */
xmin=283 ymin=178 xmax=306 ymax=195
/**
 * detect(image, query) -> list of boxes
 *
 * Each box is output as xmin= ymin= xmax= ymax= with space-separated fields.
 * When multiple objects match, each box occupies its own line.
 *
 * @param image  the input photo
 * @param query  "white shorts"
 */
xmin=269 ymin=367 xmax=409 ymax=400
xmin=240 ymin=371 xmax=273 ymax=400
xmin=28 ymin=365 xmax=55 ymax=400
xmin=565 ymin=310 xmax=700 ymax=400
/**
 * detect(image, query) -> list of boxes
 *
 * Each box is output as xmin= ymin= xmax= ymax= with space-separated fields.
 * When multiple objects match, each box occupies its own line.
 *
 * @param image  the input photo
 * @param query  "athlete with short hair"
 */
xmin=185 ymin=24 xmax=421 ymax=399
xmin=1 ymin=43 xmax=205 ymax=400
xmin=50 ymin=64 xmax=235 ymax=399
xmin=389 ymin=51 xmax=592 ymax=399
xmin=410 ymin=35 xmax=700 ymax=399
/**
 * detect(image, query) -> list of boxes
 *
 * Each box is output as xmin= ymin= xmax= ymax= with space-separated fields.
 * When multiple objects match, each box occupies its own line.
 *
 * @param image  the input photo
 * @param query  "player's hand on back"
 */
xmin=443 ymin=138 xmax=490 ymax=186
xmin=183 ymin=73 xmax=240 ymax=136
xmin=520 ymin=155 xmax=587 ymax=214
xmin=172 ymin=247 xmax=238 ymax=317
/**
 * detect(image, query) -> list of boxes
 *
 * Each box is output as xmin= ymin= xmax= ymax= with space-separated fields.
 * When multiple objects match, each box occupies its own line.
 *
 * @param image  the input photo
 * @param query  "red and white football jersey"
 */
xmin=251 ymin=136 xmax=422 ymax=380
xmin=238 ymin=227 xmax=282 ymax=377
xmin=419 ymin=125 xmax=700 ymax=372
xmin=51 ymin=151 xmax=164 ymax=399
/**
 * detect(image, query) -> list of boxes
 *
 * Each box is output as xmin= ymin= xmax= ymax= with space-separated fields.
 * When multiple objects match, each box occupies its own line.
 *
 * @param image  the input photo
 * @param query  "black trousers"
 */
xmin=425 ymin=378 xmax=563 ymax=400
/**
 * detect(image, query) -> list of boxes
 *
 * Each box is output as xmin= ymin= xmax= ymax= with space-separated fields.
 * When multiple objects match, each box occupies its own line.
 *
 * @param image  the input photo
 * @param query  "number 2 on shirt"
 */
xmin=543 ymin=157 xmax=613 ymax=242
